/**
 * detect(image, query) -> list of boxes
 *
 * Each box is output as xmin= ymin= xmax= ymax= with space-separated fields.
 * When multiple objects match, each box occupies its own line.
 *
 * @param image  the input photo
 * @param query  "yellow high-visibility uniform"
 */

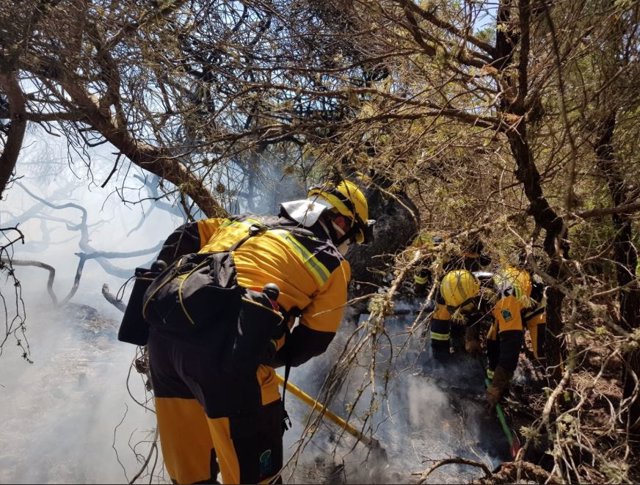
xmin=429 ymin=269 xmax=488 ymax=359
xmin=486 ymin=294 xmax=525 ymax=375
xmin=429 ymin=267 xmax=546 ymax=373
xmin=522 ymin=285 xmax=547 ymax=361
xmin=486 ymin=271 xmax=547 ymax=375
xmin=148 ymin=214 xmax=350 ymax=484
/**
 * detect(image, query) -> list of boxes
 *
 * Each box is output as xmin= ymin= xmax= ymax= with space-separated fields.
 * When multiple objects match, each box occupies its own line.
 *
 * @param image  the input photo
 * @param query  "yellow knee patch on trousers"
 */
xmin=206 ymin=417 xmax=241 ymax=484
xmin=155 ymin=397 xmax=214 ymax=484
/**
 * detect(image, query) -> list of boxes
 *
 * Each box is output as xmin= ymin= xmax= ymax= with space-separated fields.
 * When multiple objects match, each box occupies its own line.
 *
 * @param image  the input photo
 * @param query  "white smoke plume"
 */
xmin=1 ymin=133 xmax=508 ymax=484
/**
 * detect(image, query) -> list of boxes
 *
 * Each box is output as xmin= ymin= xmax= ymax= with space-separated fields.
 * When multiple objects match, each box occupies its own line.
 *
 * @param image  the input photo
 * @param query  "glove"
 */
xmin=486 ymin=384 xmax=503 ymax=409
xmin=486 ymin=365 xmax=512 ymax=409
xmin=464 ymin=328 xmax=482 ymax=356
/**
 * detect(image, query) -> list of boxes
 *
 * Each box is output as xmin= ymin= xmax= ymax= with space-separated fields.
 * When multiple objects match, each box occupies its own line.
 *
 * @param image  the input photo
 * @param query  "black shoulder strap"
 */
xmin=226 ymin=216 xmax=313 ymax=253
xmin=281 ymin=361 xmax=292 ymax=433
xmin=227 ymin=222 xmax=268 ymax=252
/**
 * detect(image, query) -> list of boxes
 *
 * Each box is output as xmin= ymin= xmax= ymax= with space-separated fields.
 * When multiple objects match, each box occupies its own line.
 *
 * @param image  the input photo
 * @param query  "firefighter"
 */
xmin=425 ymin=235 xmax=492 ymax=354
xmin=411 ymin=233 xmax=491 ymax=298
xmin=428 ymin=266 xmax=547 ymax=408
xmin=429 ymin=269 xmax=486 ymax=361
xmin=144 ymin=180 xmax=373 ymax=484
xmin=486 ymin=266 xmax=547 ymax=407
xmin=450 ymin=234 xmax=492 ymax=273
xmin=409 ymin=231 xmax=443 ymax=298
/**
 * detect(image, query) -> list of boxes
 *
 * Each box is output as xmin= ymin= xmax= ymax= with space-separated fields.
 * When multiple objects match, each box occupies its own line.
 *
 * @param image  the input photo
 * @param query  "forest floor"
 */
xmin=483 ymin=335 xmax=640 ymax=484
xmin=87 ymin=295 xmax=640 ymax=485
xmin=284 ymin=301 xmax=513 ymax=484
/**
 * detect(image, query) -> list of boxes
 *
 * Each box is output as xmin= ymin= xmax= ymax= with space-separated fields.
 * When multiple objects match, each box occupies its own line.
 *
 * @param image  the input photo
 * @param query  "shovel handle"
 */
xmin=485 ymin=378 xmax=521 ymax=459
xmin=275 ymin=373 xmax=380 ymax=449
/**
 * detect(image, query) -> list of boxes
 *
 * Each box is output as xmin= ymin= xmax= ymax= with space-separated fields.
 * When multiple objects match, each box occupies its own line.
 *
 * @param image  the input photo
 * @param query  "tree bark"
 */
xmin=0 ymin=72 xmax=27 ymax=199
xmin=494 ymin=0 xmax=568 ymax=380
xmin=595 ymin=111 xmax=640 ymax=431
xmin=347 ymin=174 xmax=419 ymax=310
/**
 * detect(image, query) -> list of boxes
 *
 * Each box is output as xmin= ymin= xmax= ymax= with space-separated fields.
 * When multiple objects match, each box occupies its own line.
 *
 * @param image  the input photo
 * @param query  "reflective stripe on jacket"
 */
xmin=157 ymin=214 xmax=350 ymax=369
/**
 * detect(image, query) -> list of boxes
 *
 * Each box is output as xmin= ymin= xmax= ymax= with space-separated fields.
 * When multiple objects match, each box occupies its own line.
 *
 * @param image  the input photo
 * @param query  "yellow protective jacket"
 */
xmin=488 ymin=269 xmax=547 ymax=373
xmin=488 ymin=294 xmax=525 ymax=374
xmin=522 ymin=282 xmax=547 ymax=361
xmin=156 ymin=214 xmax=351 ymax=370
xmin=407 ymin=232 xmax=436 ymax=289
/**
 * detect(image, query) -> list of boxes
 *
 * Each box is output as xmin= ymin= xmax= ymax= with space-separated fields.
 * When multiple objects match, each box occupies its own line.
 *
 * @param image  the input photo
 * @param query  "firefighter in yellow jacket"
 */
xmin=408 ymin=231 xmax=443 ymax=297
xmin=485 ymin=266 xmax=547 ymax=406
xmin=428 ymin=266 xmax=547 ymax=407
xmin=423 ymin=235 xmax=491 ymax=353
xmin=410 ymin=233 xmax=491 ymax=297
xmin=142 ymin=180 xmax=373 ymax=484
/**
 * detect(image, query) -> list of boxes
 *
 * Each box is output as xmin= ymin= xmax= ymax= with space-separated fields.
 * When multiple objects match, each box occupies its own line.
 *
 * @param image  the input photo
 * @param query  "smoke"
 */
xmin=0 ymin=294 xmax=157 ymax=483
xmin=2 ymin=132 xmax=508 ymax=484
xmin=0 ymin=134 xmax=179 ymax=483
xmin=279 ymin=309 xmax=508 ymax=484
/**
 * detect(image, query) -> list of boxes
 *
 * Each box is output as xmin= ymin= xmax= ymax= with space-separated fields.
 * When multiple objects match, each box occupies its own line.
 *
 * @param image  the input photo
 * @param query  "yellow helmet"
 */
xmin=308 ymin=180 xmax=373 ymax=244
xmin=440 ymin=270 xmax=480 ymax=308
xmin=493 ymin=266 xmax=532 ymax=305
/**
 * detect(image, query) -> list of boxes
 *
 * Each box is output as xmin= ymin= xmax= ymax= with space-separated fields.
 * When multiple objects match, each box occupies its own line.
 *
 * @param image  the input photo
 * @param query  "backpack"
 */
xmin=142 ymin=251 xmax=242 ymax=334
xmin=118 ymin=220 xmax=308 ymax=374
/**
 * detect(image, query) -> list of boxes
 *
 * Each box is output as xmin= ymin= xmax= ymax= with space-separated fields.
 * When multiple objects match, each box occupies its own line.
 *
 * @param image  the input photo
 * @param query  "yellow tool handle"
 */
xmin=275 ymin=373 xmax=377 ymax=448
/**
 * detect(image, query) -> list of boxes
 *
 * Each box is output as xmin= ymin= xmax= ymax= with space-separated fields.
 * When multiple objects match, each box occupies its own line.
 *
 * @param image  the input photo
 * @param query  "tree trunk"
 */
xmin=347 ymin=174 xmax=419 ymax=311
xmin=595 ymin=112 xmax=640 ymax=431
xmin=0 ymin=73 xmax=27 ymax=198
xmin=494 ymin=0 xmax=568 ymax=381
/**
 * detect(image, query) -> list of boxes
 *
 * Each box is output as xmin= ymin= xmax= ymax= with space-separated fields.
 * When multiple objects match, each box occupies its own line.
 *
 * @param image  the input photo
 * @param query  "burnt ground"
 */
xmin=283 ymin=301 xmax=514 ymax=484
xmin=284 ymin=298 xmax=640 ymax=484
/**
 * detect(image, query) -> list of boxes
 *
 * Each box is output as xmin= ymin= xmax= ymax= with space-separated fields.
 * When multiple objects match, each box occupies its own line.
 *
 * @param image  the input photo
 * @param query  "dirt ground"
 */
xmin=479 ymin=334 xmax=640 ymax=484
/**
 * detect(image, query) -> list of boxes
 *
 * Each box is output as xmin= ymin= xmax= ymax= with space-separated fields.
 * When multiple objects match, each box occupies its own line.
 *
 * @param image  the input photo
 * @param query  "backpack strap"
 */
xmin=227 ymin=222 xmax=268 ymax=251
xmin=281 ymin=361 xmax=292 ymax=434
xmin=276 ymin=305 xmax=302 ymax=434
xmin=226 ymin=217 xmax=313 ymax=252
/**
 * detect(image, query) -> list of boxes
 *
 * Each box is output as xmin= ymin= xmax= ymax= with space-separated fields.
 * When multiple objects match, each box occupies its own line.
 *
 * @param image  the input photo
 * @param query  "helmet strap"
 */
xmin=317 ymin=213 xmax=340 ymax=244
xmin=318 ymin=212 xmax=359 ymax=247
xmin=334 ymin=225 xmax=359 ymax=246
xmin=330 ymin=214 xmax=360 ymax=246
xmin=335 ymin=239 xmax=350 ymax=256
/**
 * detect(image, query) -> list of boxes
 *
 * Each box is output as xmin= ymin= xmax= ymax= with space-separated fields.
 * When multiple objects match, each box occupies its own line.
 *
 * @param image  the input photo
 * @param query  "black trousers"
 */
xmin=148 ymin=327 xmax=283 ymax=484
